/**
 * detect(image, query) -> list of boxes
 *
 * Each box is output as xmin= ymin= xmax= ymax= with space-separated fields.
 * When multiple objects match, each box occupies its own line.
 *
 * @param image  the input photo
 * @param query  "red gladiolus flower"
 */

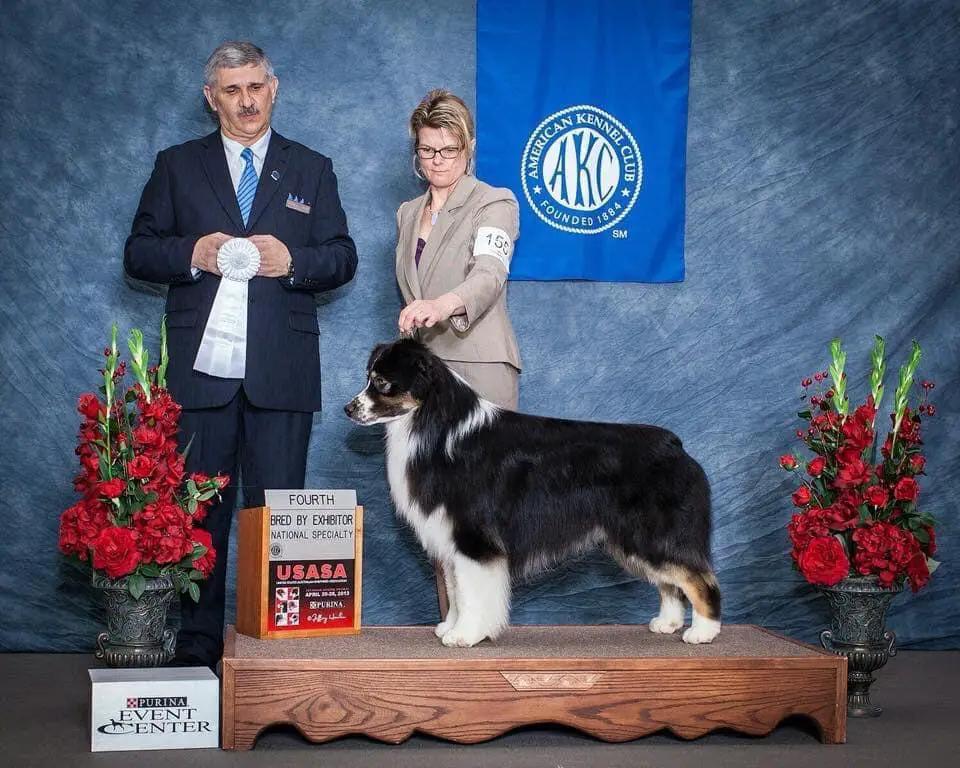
xmin=864 ymin=485 xmax=889 ymax=508
xmin=792 ymin=486 xmax=812 ymax=507
xmin=907 ymin=552 xmax=930 ymax=592
xmin=797 ymin=537 xmax=850 ymax=586
xmin=98 ymin=478 xmax=126 ymax=499
xmin=806 ymin=457 xmax=826 ymax=477
xmin=92 ymin=527 xmax=141 ymax=579
xmin=192 ymin=529 xmax=217 ymax=578
xmin=779 ymin=455 xmax=798 ymax=470
xmin=893 ymin=477 xmax=920 ymax=502
xmin=127 ymin=455 xmax=155 ymax=480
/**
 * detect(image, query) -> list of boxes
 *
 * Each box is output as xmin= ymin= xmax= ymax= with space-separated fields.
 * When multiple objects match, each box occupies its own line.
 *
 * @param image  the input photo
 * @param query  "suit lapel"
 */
xmin=198 ymin=131 xmax=245 ymax=233
xmin=400 ymin=193 xmax=428 ymax=300
xmin=417 ymin=175 xmax=479 ymax=286
xmin=246 ymin=132 xmax=290 ymax=231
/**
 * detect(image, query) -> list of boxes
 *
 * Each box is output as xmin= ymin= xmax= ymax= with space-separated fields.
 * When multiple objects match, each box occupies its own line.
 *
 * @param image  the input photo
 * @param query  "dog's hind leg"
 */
xmin=434 ymin=561 xmax=460 ymax=639
xmin=649 ymin=583 xmax=687 ymax=634
xmin=440 ymin=554 xmax=511 ymax=648
xmin=674 ymin=569 xmax=722 ymax=644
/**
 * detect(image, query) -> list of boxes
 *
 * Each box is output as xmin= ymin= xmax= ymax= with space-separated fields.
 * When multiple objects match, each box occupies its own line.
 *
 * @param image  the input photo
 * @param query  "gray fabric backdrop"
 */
xmin=1 ymin=0 xmax=957 ymax=651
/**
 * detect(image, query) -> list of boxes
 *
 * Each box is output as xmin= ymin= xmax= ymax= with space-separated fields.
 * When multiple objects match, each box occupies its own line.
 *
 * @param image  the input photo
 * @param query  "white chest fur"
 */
xmin=385 ymin=417 xmax=456 ymax=562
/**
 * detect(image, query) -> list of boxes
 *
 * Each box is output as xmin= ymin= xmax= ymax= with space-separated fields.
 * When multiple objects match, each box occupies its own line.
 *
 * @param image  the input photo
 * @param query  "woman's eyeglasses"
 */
xmin=416 ymin=145 xmax=462 ymax=160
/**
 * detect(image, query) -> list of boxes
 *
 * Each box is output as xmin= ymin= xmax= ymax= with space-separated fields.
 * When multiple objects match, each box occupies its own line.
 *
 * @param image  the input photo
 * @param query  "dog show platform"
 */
xmin=220 ymin=623 xmax=846 ymax=749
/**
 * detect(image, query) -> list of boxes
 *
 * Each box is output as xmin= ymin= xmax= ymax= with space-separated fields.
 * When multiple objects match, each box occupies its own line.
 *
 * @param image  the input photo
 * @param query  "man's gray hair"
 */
xmin=204 ymin=41 xmax=275 ymax=87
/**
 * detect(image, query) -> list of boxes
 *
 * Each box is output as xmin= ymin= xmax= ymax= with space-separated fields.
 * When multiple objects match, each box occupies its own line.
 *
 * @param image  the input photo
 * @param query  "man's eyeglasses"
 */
xmin=416 ymin=145 xmax=462 ymax=160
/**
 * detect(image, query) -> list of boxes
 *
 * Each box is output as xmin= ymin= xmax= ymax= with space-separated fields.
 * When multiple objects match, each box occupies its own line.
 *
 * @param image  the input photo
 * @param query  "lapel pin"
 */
xmin=270 ymin=170 xmax=280 ymax=181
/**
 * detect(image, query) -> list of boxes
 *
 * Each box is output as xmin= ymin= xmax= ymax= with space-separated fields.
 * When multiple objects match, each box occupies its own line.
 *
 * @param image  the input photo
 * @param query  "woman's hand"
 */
xmin=398 ymin=293 xmax=465 ymax=334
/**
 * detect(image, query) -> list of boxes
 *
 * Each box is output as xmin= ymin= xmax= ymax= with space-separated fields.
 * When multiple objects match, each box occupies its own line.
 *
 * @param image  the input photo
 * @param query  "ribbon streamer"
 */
xmin=193 ymin=238 xmax=261 ymax=378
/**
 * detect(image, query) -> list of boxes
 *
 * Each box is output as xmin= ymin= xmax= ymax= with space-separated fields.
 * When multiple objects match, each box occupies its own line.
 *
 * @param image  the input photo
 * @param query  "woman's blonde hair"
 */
xmin=410 ymin=89 xmax=476 ymax=175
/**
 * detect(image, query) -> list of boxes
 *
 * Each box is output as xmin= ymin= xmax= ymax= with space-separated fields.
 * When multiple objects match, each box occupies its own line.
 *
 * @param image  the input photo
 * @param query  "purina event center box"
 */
xmin=89 ymin=667 xmax=219 ymax=751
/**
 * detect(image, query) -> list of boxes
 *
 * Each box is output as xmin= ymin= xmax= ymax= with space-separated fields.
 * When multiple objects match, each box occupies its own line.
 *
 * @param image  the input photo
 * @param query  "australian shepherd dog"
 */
xmin=345 ymin=339 xmax=721 ymax=648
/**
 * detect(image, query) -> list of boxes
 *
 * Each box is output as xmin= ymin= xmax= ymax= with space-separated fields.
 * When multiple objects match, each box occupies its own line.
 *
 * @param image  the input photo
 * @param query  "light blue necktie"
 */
xmin=236 ymin=147 xmax=258 ymax=227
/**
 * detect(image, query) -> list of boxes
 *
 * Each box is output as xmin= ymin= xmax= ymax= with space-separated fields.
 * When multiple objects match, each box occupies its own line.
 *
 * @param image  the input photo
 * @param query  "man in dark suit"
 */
xmin=124 ymin=41 xmax=357 ymax=668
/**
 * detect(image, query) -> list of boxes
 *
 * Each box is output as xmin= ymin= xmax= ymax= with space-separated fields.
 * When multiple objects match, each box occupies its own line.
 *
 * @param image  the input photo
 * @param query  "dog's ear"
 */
xmin=367 ymin=343 xmax=391 ymax=373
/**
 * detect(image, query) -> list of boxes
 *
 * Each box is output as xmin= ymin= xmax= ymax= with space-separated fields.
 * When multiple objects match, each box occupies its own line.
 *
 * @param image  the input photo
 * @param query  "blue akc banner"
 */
xmin=477 ymin=0 xmax=691 ymax=282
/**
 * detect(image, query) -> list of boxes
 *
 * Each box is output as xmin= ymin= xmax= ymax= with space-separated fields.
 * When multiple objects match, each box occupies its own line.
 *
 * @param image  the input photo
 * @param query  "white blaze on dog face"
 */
xmin=345 ymin=371 xmax=421 ymax=425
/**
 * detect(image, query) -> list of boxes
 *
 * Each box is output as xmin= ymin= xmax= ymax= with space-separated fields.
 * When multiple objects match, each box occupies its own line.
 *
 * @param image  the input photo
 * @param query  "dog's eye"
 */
xmin=371 ymin=376 xmax=392 ymax=395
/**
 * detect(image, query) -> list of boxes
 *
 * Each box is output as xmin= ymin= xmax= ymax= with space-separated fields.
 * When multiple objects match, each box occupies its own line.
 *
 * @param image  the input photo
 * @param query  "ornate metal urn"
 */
xmin=93 ymin=573 xmax=176 ymax=667
xmin=819 ymin=575 xmax=903 ymax=717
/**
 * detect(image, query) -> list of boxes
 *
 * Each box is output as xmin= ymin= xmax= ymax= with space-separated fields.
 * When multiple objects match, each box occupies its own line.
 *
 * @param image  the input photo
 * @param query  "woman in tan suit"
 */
xmin=396 ymin=89 xmax=521 ymax=409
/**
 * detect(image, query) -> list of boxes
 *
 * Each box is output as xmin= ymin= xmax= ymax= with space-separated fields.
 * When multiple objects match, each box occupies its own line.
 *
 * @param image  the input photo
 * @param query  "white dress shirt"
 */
xmin=221 ymin=129 xmax=271 ymax=193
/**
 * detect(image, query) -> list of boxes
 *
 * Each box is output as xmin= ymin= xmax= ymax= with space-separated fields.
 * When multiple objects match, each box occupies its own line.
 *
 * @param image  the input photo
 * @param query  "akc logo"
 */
xmin=521 ymin=105 xmax=642 ymax=235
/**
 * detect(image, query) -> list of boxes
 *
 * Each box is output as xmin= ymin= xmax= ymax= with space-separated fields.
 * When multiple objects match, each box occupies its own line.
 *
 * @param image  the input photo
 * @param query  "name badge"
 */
xmin=286 ymin=194 xmax=311 ymax=214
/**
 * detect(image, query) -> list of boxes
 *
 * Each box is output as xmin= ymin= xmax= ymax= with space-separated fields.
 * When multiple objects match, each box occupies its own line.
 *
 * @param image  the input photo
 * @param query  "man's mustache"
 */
xmin=237 ymin=106 xmax=260 ymax=117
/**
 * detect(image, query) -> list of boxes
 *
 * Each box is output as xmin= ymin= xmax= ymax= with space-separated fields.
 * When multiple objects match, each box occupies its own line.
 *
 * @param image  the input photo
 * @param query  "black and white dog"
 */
xmin=345 ymin=339 xmax=721 ymax=648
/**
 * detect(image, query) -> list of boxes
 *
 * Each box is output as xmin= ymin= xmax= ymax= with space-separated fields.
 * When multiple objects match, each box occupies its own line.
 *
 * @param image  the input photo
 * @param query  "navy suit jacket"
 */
xmin=124 ymin=130 xmax=357 ymax=412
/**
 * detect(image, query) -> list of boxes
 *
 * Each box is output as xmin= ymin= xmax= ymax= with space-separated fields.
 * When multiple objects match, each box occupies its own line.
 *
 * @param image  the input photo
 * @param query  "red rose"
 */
xmin=792 ymin=486 xmax=812 ymax=507
xmin=822 ymin=501 xmax=859 ymax=531
xmin=909 ymin=455 xmax=926 ymax=473
xmin=893 ymin=477 xmax=919 ymax=502
xmin=126 ymin=455 xmax=155 ymax=480
xmin=806 ymin=457 xmax=826 ymax=477
xmin=864 ymin=485 xmax=889 ymax=508
xmin=191 ymin=528 xmax=217 ymax=577
xmin=797 ymin=537 xmax=850 ymax=586
xmin=834 ymin=458 xmax=871 ymax=489
xmin=92 ymin=527 xmax=141 ymax=579
xmin=788 ymin=510 xmax=830 ymax=551
xmin=779 ymin=455 xmax=798 ymax=470
xmin=77 ymin=393 xmax=103 ymax=421
xmin=98 ymin=478 xmax=126 ymax=499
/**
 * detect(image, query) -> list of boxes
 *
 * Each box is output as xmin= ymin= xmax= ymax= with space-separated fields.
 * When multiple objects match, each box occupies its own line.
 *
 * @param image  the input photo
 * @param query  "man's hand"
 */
xmin=250 ymin=234 xmax=292 ymax=277
xmin=398 ymin=293 xmax=465 ymax=334
xmin=191 ymin=232 xmax=232 ymax=275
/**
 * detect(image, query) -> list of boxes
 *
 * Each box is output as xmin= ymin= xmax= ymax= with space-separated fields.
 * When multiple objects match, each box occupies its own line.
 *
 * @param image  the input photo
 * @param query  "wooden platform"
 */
xmin=220 ymin=623 xmax=846 ymax=750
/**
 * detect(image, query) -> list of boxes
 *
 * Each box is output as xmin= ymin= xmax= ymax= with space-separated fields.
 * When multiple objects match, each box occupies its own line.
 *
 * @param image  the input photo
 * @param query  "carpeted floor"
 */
xmin=1 ymin=649 xmax=956 ymax=767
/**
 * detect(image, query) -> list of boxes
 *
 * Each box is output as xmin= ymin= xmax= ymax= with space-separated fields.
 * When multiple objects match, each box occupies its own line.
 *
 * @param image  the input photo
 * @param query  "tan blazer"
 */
xmin=395 ymin=175 xmax=521 ymax=370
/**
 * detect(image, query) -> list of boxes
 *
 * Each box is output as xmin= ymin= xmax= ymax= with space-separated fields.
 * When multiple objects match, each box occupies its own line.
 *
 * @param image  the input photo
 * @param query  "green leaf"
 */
xmin=188 ymin=581 xmax=201 ymax=603
xmin=797 ymin=409 xmax=812 ymax=420
xmin=928 ymin=559 xmax=941 ymax=575
xmin=197 ymin=490 xmax=216 ymax=501
xmin=188 ymin=497 xmax=198 ymax=514
xmin=128 ymin=573 xmax=146 ymax=600
xmin=189 ymin=569 xmax=204 ymax=581
xmin=140 ymin=563 xmax=161 ymax=578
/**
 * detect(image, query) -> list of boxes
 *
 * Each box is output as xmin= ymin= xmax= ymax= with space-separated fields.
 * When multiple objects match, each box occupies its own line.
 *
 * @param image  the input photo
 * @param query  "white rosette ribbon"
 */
xmin=193 ymin=238 xmax=261 ymax=379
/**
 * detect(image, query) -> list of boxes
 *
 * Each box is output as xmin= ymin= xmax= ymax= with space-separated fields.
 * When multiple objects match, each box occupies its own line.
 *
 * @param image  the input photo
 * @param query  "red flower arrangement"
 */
xmin=781 ymin=337 xmax=939 ymax=592
xmin=58 ymin=321 xmax=228 ymax=601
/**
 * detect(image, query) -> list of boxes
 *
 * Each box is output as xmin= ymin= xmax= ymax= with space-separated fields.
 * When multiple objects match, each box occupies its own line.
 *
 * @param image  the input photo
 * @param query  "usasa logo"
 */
xmin=521 ymin=105 xmax=642 ymax=234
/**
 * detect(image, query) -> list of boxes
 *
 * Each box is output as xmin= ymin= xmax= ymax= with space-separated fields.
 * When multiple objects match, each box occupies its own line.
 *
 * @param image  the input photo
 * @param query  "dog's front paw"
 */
xmin=440 ymin=626 xmax=487 ymax=648
xmin=434 ymin=619 xmax=455 ymax=638
xmin=649 ymin=616 xmax=683 ymax=634
xmin=682 ymin=619 xmax=721 ymax=644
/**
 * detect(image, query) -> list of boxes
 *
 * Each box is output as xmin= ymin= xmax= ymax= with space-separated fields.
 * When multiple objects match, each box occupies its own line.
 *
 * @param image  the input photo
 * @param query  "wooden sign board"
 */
xmin=236 ymin=490 xmax=362 ymax=639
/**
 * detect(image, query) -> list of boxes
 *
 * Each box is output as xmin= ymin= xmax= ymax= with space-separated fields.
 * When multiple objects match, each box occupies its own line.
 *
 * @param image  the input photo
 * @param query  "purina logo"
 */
xmin=521 ymin=105 xmax=642 ymax=235
xmin=96 ymin=694 xmax=212 ymax=736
